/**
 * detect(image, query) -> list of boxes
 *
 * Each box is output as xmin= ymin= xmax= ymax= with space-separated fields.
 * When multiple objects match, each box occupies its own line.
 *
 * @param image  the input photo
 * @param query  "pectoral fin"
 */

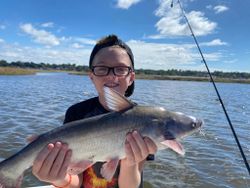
xmin=100 ymin=158 xmax=120 ymax=181
xmin=161 ymin=140 xmax=185 ymax=156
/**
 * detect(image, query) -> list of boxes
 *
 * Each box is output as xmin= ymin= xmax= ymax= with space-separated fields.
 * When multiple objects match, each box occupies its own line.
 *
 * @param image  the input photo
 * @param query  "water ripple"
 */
xmin=0 ymin=74 xmax=250 ymax=187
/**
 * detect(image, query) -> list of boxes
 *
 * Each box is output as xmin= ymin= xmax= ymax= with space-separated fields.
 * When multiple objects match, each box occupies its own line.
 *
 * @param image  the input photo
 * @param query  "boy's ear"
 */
xmin=89 ymin=72 xmax=94 ymax=81
xmin=129 ymin=71 xmax=135 ymax=85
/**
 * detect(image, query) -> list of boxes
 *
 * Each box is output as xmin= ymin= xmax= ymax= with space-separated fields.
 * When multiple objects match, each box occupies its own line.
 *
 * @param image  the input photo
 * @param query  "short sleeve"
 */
xmin=63 ymin=106 xmax=76 ymax=124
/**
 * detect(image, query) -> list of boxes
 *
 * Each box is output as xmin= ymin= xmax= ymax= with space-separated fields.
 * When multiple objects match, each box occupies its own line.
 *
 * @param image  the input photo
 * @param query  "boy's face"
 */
xmin=89 ymin=46 xmax=135 ymax=97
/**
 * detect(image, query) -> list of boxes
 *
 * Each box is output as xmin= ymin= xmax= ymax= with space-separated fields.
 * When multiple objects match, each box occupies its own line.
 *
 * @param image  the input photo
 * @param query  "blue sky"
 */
xmin=0 ymin=0 xmax=249 ymax=72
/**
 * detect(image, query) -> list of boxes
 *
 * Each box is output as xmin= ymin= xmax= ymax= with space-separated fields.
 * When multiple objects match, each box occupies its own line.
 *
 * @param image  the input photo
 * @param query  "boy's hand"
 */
xmin=123 ymin=131 xmax=157 ymax=166
xmin=32 ymin=142 xmax=72 ymax=186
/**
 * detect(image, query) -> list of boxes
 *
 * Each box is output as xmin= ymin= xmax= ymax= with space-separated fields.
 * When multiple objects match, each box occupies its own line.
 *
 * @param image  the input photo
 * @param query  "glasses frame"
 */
xmin=91 ymin=66 xmax=133 ymax=77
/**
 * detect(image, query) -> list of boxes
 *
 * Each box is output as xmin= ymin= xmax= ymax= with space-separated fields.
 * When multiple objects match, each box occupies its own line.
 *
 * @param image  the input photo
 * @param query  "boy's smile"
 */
xmin=104 ymin=82 xmax=119 ymax=88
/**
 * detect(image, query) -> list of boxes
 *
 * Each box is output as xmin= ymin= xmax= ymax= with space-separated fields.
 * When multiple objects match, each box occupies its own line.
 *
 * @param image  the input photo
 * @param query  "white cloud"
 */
xmin=214 ymin=5 xmax=229 ymax=14
xmin=223 ymin=59 xmax=237 ymax=64
xmin=151 ymin=0 xmax=217 ymax=38
xmin=71 ymin=43 xmax=84 ymax=49
xmin=127 ymin=40 xmax=221 ymax=70
xmin=0 ymin=38 xmax=223 ymax=71
xmin=206 ymin=5 xmax=212 ymax=10
xmin=198 ymin=52 xmax=222 ymax=62
xmin=59 ymin=36 xmax=96 ymax=49
xmin=187 ymin=11 xmax=217 ymax=35
xmin=0 ymin=43 xmax=92 ymax=65
xmin=116 ymin=0 xmax=142 ymax=9
xmin=20 ymin=23 xmax=60 ymax=46
xmin=155 ymin=0 xmax=173 ymax=17
xmin=0 ymin=38 xmax=4 ymax=43
xmin=74 ymin=37 xmax=96 ymax=45
xmin=201 ymin=39 xmax=228 ymax=46
xmin=0 ymin=25 xmax=6 ymax=30
xmin=41 ymin=22 xmax=54 ymax=28
xmin=3 ymin=51 xmax=20 ymax=58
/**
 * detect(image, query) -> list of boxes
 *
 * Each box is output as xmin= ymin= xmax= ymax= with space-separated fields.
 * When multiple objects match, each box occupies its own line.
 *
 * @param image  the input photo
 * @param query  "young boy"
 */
xmin=32 ymin=35 xmax=157 ymax=188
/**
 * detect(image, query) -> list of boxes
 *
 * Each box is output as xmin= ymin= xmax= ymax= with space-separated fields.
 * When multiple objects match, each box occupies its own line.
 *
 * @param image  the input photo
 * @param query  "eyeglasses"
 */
xmin=91 ymin=66 xmax=132 ymax=76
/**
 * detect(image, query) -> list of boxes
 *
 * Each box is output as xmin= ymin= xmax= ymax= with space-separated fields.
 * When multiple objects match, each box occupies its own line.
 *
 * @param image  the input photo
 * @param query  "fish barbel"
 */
xmin=0 ymin=87 xmax=202 ymax=188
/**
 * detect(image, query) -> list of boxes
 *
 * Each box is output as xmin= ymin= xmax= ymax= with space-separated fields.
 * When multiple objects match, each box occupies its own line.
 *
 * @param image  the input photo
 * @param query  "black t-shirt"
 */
xmin=64 ymin=97 xmax=145 ymax=188
xmin=64 ymin=97 xmax=108 ymax=124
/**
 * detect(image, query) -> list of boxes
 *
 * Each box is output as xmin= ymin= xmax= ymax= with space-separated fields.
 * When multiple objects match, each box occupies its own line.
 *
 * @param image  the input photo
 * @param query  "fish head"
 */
xmin=141 ymin=107 xmax=203 ymax=155
xmin=161 ymin=110 xmax=203 ymax=140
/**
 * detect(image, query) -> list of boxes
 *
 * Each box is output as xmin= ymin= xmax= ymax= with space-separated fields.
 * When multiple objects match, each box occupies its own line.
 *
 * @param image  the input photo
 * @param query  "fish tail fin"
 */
xmin=0 ymin=170 xmax=23 ymax=188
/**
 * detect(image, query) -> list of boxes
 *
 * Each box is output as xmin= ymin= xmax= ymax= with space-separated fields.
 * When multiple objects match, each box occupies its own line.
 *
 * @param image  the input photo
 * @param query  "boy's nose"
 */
xmin=107 ymin=69 xmax=116 ymax=77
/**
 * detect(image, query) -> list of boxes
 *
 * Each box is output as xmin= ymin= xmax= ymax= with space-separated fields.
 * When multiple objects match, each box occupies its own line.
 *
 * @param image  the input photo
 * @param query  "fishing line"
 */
xmin=171 ymin=0 xmax=250 ymax=175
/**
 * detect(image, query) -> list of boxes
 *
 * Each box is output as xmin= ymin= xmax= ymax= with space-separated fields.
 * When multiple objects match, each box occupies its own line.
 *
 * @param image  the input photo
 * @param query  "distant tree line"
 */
xmin=135 ymin=68 xmax=250 ymax=79
xmin=1 ymin=59 xmax=250 ymax=79
xmin=0 ymin=59 xmax=89 ymax=72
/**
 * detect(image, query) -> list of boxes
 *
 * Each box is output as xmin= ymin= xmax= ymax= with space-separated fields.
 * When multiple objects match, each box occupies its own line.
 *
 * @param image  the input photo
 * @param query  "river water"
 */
xmin=0 ymin=73 xmax=249 ymax=188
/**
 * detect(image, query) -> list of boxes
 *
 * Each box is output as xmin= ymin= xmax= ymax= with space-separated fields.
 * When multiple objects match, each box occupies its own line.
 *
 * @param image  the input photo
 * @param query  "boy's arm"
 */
xmin=118 ymin=160 xmax=144 ymax=188
xmin=118 ymin=131 xmax=157 ymax=188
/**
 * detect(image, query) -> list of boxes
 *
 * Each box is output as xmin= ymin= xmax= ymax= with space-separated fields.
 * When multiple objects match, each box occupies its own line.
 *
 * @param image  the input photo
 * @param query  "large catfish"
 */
xmin=0 ymin=87 xmax=202 ymax=188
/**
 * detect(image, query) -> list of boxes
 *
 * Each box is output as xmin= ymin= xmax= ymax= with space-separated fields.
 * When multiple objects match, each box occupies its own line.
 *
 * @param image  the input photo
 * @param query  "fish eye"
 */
xmin=192 ymin=122 xmax=196 ymax=128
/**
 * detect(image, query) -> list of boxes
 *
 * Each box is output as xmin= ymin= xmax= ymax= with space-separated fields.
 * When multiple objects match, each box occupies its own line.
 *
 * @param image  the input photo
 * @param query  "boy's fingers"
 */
xmin=124 ymin=139 xmax=135 ymax=165
xmin=58 ymin=150 xmax=72 ymax=178
xmin=144 ymin=137 xmax=157 ymax=154
xmin=39 ymin=142 xmax=61 ymax=175
xmin=33 ymin=143 xmax=54 ymax=174
xmin=50 ymin=144 xmax=69 ymax=177
xmin=132 ymin=131 xmax=149 ymax=158
xmin=126 ymin=133 xmax=142 ymax=162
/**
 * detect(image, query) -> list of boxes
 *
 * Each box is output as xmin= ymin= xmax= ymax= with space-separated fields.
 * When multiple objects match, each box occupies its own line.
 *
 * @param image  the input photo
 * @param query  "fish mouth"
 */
xmin=176 ymin=120 xmax=203 ymax=139
xmin=198 ymin=120 xmax=205 ymax=136
xmin=187 ymin=120 xmax=203 ymax=137
xmin=193 ymin=119 xmax=203 ymax=129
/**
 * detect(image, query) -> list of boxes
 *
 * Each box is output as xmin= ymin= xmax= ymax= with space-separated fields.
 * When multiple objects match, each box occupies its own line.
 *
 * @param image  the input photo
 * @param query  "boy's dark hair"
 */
xmin=89 ymin=34 xmax=134 ymax=97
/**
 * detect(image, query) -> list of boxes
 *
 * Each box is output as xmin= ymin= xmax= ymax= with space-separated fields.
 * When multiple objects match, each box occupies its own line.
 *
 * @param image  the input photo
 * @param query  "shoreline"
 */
xmin=1 ymin=67 xmax=250 ymax=84
xmin=69 ymin=71 xmax=250 ymax=84
xmin=0 ymin=67 xmax=37 ymax=75
xmin=135 ymin=74 xmax=250 ymax=84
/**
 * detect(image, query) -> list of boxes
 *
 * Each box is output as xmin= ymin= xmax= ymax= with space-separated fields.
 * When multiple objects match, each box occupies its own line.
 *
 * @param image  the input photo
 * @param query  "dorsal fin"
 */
xmin=103 ymin=86 xmax=135 ymax=112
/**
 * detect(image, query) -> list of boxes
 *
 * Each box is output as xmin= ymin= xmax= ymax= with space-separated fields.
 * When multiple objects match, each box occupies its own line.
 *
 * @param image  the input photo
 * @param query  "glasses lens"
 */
xmin=93 ymin=67 xmax=109 ymax=76
xmin=114 ymin=67 xmax=130 ymax=76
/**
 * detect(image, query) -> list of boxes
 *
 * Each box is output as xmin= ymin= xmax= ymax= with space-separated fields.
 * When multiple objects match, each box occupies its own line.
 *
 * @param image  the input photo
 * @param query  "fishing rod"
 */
xmin=172 ymin=0 xmax=250 ymax=175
